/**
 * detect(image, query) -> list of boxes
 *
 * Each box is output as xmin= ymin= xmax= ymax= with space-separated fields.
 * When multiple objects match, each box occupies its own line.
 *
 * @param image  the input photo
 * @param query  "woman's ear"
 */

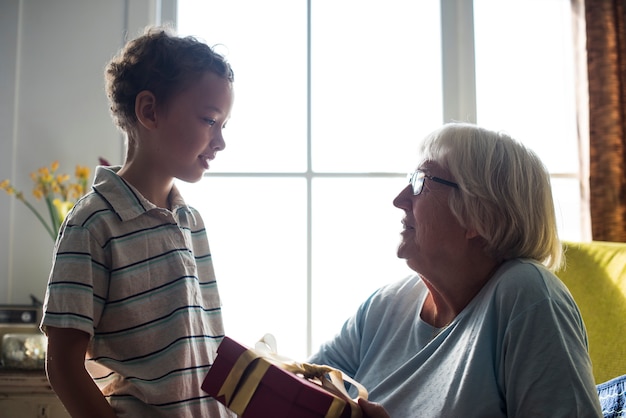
xmin=135 ymin=90 xmax=157 ymax=129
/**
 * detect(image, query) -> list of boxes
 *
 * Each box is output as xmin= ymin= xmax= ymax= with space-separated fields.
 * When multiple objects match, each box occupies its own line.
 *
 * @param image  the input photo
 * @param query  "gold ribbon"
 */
xmin=216 ymin=347 xmax=264 ymax=407
xmin=216 ymin=334 xmax=368 ymax=418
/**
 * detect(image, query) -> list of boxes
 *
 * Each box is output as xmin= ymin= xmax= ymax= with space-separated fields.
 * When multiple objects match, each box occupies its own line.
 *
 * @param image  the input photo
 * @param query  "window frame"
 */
xmin=173 ymin=0 xmax=584 ymax=356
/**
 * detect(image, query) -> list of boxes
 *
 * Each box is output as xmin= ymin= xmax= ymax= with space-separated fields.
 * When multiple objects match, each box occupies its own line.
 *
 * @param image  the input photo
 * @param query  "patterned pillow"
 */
xmin=597 ymin=374 xmax=626 ymax=418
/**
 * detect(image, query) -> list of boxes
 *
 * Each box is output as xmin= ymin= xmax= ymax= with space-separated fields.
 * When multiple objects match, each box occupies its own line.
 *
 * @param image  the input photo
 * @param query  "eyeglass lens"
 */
xmin=410 ymin=171 xmax=425 ymax=195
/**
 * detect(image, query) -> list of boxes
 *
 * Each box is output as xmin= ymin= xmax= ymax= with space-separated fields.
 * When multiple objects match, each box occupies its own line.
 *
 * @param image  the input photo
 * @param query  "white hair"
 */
xmin=419 ymin=123 xmax=562 ymax=270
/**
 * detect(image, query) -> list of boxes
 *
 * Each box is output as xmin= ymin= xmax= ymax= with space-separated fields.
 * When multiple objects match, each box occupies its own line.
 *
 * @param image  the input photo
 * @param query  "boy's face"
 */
xmin=153 ymin=71 xmax=234 ymax=183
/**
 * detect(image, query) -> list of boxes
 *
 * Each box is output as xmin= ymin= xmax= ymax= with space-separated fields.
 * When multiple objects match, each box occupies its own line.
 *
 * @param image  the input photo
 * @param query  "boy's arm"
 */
xmin=46 ymin=327 xmax=118 ymax=418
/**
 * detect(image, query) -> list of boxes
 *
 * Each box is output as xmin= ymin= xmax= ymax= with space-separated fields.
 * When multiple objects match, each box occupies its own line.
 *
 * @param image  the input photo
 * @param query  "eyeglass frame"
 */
xmin=407 ymin=169 xmax=459 ymax=196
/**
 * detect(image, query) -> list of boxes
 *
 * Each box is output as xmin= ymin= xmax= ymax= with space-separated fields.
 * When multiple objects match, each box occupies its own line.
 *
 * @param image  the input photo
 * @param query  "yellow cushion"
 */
xmin=556 ymin=241 xmax=626 ymax=383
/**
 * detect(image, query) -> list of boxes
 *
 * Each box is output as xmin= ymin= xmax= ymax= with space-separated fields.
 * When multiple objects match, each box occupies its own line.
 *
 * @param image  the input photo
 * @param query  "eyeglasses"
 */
xmin=407 ymin=170 xmax=459 ymax=196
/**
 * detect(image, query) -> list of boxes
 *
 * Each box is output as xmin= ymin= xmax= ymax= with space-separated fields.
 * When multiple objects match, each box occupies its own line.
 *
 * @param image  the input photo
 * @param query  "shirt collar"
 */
xmin=92 ymin=166 xmax=195 ymax=223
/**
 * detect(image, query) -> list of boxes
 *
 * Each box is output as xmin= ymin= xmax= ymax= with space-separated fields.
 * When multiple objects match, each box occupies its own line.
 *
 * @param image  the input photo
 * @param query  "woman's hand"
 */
xmin=358 ymin=398 xmax=391 ymax=418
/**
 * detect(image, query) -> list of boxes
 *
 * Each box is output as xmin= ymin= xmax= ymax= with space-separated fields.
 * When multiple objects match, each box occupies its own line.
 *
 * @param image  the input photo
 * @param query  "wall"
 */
xmin=0 ymin=0 xmax=175 ymax=304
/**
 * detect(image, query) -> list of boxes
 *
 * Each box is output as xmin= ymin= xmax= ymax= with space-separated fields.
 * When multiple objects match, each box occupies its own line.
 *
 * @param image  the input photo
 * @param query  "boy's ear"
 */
xmin=135 ymin=90 xmax=157 ymax=129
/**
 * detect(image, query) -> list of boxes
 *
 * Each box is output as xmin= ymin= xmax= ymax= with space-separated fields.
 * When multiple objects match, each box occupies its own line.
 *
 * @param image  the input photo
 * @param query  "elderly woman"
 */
xmin=309 ymin=123 xmax=602 ymax=417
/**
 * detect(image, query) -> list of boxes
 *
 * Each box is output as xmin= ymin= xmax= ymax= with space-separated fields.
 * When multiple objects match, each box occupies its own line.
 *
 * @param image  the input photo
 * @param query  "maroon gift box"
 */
xmin=202 ymin=336 xmax=360 ymax=418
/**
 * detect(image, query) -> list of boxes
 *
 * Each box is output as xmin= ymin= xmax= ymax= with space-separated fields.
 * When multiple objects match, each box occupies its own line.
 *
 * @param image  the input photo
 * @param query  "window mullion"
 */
xmin=306 ymin=0 xmax=313 ymax=357
xmin=441 ymin=0 xmax=477 ymax=123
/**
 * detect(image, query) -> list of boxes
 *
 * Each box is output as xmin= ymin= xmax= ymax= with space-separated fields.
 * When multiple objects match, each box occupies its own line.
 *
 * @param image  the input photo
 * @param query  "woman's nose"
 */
xmin=393 ymin=184 xmax=412 ymax=209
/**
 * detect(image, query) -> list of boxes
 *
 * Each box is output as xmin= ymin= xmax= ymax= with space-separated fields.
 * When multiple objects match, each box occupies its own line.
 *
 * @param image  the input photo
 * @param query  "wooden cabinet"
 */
xmin=0 ymin=395 xmax=70 ymax=418
xmin=0 ymin=371 xmax=69 ymax=418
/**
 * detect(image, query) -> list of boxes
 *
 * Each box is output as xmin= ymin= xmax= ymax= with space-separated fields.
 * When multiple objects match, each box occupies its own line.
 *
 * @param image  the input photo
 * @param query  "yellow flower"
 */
xmin=52 ymin=199 xmax=74 ymax=224
xmin=75 ymin=165 xmax=90 ymax=180
xmin=69 ymin=183 xmax=84 ymax=199
xmin=0 ymin=179 xmax=12 ymax=193
xmin=1 ymin=161 xmax=92 ymax=241
xmin=39 ymin=168 xmax=52 ymax=182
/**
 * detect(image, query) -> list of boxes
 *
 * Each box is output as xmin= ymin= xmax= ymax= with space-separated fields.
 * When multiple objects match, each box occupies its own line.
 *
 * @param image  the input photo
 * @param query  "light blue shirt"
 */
xmin=309 ymin=259 xmax=602 ymax=417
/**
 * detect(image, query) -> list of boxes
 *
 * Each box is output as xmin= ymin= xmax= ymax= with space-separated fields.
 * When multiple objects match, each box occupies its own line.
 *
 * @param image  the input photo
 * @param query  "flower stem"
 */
xmin=22 ymin=198 xmax=57 ymax=240
xmin=44 ymin=197 xmax=60 ymax=238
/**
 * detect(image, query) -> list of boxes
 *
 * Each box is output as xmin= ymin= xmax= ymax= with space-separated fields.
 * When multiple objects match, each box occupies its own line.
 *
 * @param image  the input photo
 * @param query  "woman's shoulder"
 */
xmin=490 ymin=258 xmax=576 ymax=309
xmin=495 ymin=258 xmax=564 ymax=288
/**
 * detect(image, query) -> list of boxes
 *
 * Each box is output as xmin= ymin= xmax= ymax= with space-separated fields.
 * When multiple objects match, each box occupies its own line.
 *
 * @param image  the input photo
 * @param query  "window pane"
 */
xmin=177 ymin=0 xmax=308 ymax=173
xmin=176 ymin=178 xmax=308 ymax=358
xmin=311 ymin=178 xmax=414 ymax=349
xmin=311 ymin=0 xmax=443 ymax=172
xmin=551 ymin=177 xmax=583 ymax=242
xmin=474 ymin=0 xmax=581 ymax=240
xmin=473 ymin=0 xmax=578 ymax=174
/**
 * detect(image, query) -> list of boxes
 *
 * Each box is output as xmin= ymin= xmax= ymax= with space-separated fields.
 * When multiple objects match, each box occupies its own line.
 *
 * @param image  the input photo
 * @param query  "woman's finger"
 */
xmin=358 ymin=397 xmax=391 ymax=418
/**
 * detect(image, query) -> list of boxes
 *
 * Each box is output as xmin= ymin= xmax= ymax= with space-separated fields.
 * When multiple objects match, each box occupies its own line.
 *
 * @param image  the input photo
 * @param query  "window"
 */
xmin=176 ymin=0 xmax=580 ymax=359
xmin=473 ymin=0 xmax=580 ymax=241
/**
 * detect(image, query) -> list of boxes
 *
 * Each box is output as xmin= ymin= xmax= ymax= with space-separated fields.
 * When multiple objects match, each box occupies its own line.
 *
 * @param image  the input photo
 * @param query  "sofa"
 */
xmin=556 ymin=241 xmax=626 ymax=383
xmin=555 ymin=240 xmax=626 ymax=384
xmin=555 ymin=241 xmax=626 ymax=417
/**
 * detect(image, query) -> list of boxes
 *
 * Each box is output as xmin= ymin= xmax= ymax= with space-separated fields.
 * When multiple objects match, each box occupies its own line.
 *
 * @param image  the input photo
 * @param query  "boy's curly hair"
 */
xmin=105 ymin=26 xmax=234 ymax=135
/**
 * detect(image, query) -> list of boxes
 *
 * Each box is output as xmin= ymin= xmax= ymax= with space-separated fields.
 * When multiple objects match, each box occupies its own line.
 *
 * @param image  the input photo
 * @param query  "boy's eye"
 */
xmin=203 ymin=118 xmax=216 ymax=126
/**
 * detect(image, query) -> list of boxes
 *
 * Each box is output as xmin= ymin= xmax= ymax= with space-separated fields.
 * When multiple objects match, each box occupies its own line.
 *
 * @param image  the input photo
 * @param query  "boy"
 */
xmin=41 ymin=26 xmax=235 ymax=417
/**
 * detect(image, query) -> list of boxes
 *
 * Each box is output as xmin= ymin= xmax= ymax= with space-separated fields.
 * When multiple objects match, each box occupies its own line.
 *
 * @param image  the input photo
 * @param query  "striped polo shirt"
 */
xmin=41 ymin=166 xmax=235 ymax=417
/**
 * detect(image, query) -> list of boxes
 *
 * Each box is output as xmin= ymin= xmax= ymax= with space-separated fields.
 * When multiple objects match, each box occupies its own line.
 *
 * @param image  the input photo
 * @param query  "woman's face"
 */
xmin=392 ymin=161 xmax=469 ymax=276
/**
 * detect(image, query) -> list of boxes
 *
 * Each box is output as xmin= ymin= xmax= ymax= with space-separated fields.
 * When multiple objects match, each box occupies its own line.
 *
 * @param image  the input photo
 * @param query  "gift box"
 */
xmin=202 ymin=336 xmax=366 ymax=418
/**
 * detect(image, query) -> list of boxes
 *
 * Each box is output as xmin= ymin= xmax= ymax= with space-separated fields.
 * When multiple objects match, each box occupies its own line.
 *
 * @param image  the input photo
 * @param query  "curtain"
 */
xmin=578 ymin=0 xmax=626 ymax=242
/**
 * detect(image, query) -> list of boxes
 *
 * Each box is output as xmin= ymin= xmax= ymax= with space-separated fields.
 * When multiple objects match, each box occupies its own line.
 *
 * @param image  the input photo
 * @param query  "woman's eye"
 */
xmin=203 ymin=118 xmax=216 ymax=126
